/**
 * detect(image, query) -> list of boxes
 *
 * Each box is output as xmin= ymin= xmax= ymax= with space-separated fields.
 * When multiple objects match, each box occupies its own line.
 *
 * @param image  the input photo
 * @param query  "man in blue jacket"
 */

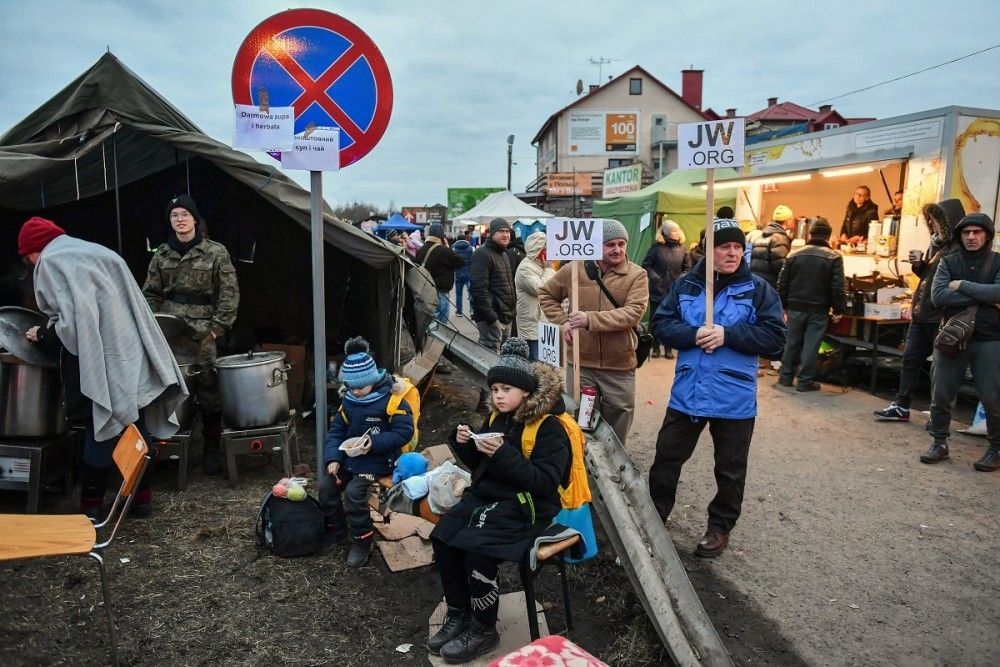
xmin=649 ymin=218 xmax=786 ymax=557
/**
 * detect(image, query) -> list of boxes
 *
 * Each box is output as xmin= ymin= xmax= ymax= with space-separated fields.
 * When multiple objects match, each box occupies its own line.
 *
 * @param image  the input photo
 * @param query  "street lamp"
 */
xmin=506 ymin=134 xmax=514 ymax=191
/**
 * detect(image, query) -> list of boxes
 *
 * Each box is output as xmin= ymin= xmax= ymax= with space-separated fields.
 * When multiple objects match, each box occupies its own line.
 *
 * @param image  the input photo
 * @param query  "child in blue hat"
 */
xmin=319 ymin=336 xmax=414 ymax=568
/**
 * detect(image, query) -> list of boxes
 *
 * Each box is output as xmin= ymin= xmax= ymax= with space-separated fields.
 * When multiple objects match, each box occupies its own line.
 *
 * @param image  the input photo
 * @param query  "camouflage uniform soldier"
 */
xmin=143 ymin=194 xmax=239 ymax=475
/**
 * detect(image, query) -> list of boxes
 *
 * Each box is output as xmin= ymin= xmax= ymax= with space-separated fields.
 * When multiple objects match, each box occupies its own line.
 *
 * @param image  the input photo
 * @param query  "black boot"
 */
xmin=440 ymin=619 xmax=500 ymax=664
xmin=920 ymin=441 xmax=949 ymax=464
xmin=426 ymin=606 xmax=471 ymax=655
xmin=974 ymin=447 xmax=1000 ymax=472
xmin=81 ymin=463 xmax=110 ymax=521
xmin=202 ymin=412 xmax=224 ymax=476
xmin=346 ymin=532 xmax=374 ymax=568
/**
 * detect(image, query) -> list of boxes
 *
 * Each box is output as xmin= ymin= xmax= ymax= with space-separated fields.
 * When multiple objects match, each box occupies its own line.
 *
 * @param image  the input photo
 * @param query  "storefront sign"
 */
xmin=602 ymin=164 xmax=643 ymax=197
xmin=279 ymin=128 xmax=340 ymax=171
xmin=538 ymin=322 xmax=561 ymax=368
xmin=233 ymin=105 xmax=294 ymax=150
xmin=678 ymin=118 xmax=745 ymax=169
xmin=567 ymin=110 xmax=639 ymax=155
xmin=402 ymin=206 xmax=446 ymax=225
xmin=546 ymin=217 xmax=605 ymax=260
xmin=854 ymin=120 xmax=941 ymax=150
xmin=546 ymin=173 xmax=592 ymax=196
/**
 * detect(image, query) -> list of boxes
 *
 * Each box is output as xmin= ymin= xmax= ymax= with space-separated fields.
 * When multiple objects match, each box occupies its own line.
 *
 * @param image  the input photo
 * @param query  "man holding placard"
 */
xmin=648 ymin=219 xmax=785 ymax=557
xmin=539 ymin=221 xmax=648 ymax=445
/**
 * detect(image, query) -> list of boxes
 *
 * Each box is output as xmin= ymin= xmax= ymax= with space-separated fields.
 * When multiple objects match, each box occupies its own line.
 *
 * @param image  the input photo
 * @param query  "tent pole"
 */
xmin=310 ymin=171 xmax=327 ymax=476
xmin=112 ymin=133 xmax=123 ymax=255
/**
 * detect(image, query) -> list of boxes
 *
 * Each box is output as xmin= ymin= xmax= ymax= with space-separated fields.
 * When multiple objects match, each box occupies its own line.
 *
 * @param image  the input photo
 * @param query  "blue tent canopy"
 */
xmin=377 ymin=212 xmax=421 ymax=233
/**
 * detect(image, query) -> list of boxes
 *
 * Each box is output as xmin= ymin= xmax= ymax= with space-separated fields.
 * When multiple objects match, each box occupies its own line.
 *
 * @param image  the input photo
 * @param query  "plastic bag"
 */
xmin=426 ymin=461 xmax=472 ymax=514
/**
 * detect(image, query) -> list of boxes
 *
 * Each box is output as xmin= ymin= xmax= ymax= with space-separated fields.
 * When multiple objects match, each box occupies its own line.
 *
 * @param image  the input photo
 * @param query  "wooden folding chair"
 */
xmin=0 ymin=424 xmax=150 ymax=667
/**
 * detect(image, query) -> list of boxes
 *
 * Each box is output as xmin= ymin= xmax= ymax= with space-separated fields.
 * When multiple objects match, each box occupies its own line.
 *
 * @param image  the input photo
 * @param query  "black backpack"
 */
xmin=254 ymin=491 xmax=325 ymax=557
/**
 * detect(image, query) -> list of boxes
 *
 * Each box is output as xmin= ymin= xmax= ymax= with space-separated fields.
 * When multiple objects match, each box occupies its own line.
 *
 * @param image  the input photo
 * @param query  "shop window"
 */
xmin=629 ymin=78 xmax=642 ymax=95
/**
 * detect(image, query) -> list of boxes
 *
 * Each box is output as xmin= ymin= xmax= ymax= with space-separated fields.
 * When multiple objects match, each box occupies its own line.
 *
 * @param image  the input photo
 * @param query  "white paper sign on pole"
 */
xmin=233 ymin=104 xmax=294 ymax=150
xmin=537 ymin=322 xmax=561 ymax=368
xmin=546 ymin=217 xmax=606 ymax=260
xmin=281 ymin=128 xmax=341 ymax=171
xmin=677 ymin=118 xmax=745 ymax=169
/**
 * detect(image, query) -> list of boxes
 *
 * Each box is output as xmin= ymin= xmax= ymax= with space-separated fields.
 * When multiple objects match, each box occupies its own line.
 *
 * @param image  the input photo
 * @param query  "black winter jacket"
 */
xmin=415 ymin=237 xmax=464 ymax=291
xmin=842 ymin=199 xmax=880 ymax=239
xmin=932 ymin=249 xmax=1000 ymax=341
xmin=642 ymin=240 xmax=691 ymax=304
xmin=750 ymin=222 xmax=791 ymax=288
xmin=470 ymin=238 xmax=516 ymax=324
xmin=776 ymin=240 xmax=846 ymax=314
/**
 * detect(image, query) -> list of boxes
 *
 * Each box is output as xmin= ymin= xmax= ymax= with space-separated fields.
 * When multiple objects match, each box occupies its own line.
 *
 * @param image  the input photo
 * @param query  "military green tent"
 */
xmin=0 ymin=53 xmax=439 ymax=368
xmin=592 ymin=168 xmax=738 ymax=264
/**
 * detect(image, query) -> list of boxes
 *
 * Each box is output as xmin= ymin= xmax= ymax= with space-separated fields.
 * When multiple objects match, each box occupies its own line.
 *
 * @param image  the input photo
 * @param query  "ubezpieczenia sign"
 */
xmin=546 ymin=218 xmax=606 ymax=261
xmin=678 ymin=118 xmax=745 ymax=169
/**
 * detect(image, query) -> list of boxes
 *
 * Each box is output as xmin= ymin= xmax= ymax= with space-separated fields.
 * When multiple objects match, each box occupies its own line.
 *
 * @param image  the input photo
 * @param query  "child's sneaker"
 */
xmin=874 ymin=403 xmax=910 ymax=421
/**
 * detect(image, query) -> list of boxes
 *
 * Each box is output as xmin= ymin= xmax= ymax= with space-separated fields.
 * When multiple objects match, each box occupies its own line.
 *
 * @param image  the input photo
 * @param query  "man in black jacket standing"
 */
xmin=415 ymin=222 xmax=465 ymax=324
xmin=922 ymin=213 xmax=1000 ymax=472
xmin=776 ymin=217 xmax=845 ymax=391
xmin=470 ymin=218 xmax=516 ymax=409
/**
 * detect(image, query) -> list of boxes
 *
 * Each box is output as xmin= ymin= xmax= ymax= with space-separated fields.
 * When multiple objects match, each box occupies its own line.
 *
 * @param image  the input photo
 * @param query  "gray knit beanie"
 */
xmin=489 ymin=218 xmax=512 ymax=236
xmin=603 ymin=219 xmax=628 ymax=243
xmin=486 ymin=338 xmax=537 ymax=392
xmin=427 ymin=222 xmax=444 ymax=238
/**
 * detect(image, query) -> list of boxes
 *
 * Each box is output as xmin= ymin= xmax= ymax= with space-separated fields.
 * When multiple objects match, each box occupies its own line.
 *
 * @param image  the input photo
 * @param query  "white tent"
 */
xmin=453 ymin=190 xmax=552 ymax=225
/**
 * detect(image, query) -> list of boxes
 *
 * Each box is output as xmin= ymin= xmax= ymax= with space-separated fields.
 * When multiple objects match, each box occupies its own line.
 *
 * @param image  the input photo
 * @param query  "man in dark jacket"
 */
xmin=452 ymin=232 xmax=475 ymax=316
xmin=840 ymin=185 xmax=880 ymax=244
xmin=776 ymin=217 xmax=845 ymax=391
xmin=921 ymin=213 xmax=1000 ymax=472
xmin=415 ymin=222 xmax=465 ymax=324
xmin=750 ymin=204 xmax=793 ymax=288
xmin=649 ymin=219 xmax=786 ymax=557
xmin=875 ymin=199 xmax=965 ymax=421
xmin=470 ymin=218 xmax=516 ymax=409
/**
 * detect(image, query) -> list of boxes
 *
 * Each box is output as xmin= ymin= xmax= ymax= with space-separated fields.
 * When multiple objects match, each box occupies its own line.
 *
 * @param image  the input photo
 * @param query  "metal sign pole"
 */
xmin=310 ymin=171 xmax=327 ymax=476
xmin=704 ymin=167 xmax=715 ymax=328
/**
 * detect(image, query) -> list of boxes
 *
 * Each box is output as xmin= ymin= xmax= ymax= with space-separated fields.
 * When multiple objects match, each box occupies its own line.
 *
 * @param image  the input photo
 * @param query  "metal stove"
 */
xmin=222 ymin=410 xmax=299 ymax=484
xmin=0 ymin=430 xmax=80 ymax=512
xmin=151 ymin=430 xmax=194 ymax=490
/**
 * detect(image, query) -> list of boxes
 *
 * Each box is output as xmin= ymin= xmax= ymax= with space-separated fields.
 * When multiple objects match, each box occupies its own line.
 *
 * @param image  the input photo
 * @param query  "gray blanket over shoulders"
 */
xmin=33 ymin=235 xmax=187 ymax=441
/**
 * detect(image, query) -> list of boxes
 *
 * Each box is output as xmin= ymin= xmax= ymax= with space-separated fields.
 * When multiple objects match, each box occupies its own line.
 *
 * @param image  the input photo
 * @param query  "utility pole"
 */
xmin=506 ymin=135 xmax=514 ymax=191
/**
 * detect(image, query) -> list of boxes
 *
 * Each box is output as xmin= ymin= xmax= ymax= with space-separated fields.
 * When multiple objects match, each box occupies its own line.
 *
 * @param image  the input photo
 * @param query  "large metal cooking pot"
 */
xmin=174 ymin=355 xmax=200 ymax=432
xmin=214 ymin=351 xmax=290 ymax=430
xmin=0 ymin=353 xmax=69 ymax=437
xmin=0 ymin=307 xmax=68 ymax=438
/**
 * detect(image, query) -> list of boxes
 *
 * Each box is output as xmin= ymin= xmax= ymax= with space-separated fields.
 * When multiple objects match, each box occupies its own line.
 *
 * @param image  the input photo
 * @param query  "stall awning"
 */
xmin=698 ymin=146 xmax=915 ymax=189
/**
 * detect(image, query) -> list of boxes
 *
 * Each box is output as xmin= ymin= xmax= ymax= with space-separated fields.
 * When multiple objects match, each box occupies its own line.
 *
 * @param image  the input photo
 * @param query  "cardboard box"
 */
xmin=258 ymin=343 xmax=306 ymax=408
xmin=876 ymin=287 xmax=908 ymax=304
xmin=864 ymin=303 xmax=903 ymax=319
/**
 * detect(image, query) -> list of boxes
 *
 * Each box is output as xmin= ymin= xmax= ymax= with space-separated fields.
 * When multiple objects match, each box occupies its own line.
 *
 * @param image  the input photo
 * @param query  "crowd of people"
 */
xmin=11 ymin=194 xmax=999 ymax=664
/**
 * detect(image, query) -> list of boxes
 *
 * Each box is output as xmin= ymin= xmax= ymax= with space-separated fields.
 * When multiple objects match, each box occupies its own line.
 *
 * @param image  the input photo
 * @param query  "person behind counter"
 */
xmin=19 ymin=216 xmax=186 ymax=519
xmin=840 ymin=185 xmax=880 ymax=245
xmin=883 ymin=189 xmax=903 ymax=221
xmin=142 ymin=195 xmax=239 ymax=476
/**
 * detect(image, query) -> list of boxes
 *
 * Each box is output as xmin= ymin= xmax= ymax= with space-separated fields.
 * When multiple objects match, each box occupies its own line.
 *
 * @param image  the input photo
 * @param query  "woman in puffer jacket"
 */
xmin=514 ymin=231 xmax=556 ymax=360
xmin=641 ymin=220 xmax=691 ymax=358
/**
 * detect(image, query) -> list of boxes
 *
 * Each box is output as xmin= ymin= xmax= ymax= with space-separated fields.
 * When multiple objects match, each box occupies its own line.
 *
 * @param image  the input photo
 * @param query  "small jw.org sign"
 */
xmin=537 ymin=322 xmax=561 ymax=368
xmin=678 ymin=118 xmax=745 ymax=169
xmin=546 ymin=218 xmax=606 ymax=261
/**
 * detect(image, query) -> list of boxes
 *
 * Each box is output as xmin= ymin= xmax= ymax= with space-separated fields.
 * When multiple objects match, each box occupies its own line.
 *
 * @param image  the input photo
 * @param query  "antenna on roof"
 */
xmin=588 ymin=57 xmax=619 ymax=85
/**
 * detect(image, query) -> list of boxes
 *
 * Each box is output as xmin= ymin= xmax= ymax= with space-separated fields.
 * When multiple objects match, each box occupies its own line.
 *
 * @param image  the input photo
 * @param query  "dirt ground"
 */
xmin=2 ymin=345 xmax=995 ymax=666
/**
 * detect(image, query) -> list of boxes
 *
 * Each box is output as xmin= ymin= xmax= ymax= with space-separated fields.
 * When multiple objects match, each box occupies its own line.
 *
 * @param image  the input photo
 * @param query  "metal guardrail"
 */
xmin=426 ymin=322 xmax=733 ymax=666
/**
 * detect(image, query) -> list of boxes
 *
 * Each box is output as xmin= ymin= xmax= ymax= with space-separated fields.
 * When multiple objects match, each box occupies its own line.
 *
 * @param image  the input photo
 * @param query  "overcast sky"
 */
xmin=1 ymin=0 xmax=998 ymax=211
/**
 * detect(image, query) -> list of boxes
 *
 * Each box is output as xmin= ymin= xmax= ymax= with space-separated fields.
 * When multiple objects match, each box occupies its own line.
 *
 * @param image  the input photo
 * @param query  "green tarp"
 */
xmin=592 ymin=168 xmax=737 ymax=264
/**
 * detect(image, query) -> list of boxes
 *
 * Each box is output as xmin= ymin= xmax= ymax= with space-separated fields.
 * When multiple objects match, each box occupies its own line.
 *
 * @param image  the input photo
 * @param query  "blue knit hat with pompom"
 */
xmin=340 ymin=337 xmax=384 ymax=389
